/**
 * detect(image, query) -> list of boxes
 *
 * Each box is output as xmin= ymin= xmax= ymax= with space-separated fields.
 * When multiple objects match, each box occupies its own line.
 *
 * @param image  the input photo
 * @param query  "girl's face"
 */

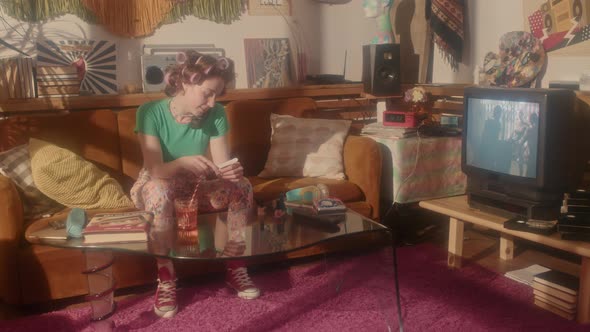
xmin=176 ymin=76 xmax=225 ymax=124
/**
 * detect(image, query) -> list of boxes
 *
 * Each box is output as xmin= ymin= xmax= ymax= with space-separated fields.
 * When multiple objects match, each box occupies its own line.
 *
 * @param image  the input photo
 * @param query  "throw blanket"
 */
xmin=427 ymin=0 xmax=465 ymax=70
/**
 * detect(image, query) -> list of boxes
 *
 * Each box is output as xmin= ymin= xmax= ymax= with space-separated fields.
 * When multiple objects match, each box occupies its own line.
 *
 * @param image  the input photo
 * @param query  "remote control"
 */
xmin=217 ymin=158 xmax=238 ymax=169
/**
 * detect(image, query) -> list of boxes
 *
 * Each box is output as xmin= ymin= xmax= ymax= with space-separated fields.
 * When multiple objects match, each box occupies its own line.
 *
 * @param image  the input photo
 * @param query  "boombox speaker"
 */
xmin=362 ymin=44 xmax=401 ymax=96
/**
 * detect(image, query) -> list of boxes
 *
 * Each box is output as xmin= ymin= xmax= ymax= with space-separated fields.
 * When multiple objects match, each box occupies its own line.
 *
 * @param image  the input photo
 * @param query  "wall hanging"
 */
xmin=244 ymin=38 xmax=294 ymax=88
xmin=524 ymin=0 xmax=590 ymax=54
xmin=0 ymin=0 xmax=242 ymax=38
xmin=36 ymin=39 xmax=118 ymax=95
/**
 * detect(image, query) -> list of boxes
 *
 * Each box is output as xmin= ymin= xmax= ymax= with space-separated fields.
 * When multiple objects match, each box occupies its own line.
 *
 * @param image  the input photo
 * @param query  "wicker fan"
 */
xmin=82 ymin=0 xmax=173 ymax=38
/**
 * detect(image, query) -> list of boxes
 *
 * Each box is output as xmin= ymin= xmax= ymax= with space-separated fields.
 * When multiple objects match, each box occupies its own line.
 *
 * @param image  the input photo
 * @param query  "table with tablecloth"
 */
xmin=364 ymin=134 xmax=467 ymax=204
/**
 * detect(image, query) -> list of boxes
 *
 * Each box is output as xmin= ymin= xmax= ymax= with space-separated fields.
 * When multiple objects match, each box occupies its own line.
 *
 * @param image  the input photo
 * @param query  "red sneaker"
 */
xmin=226 ymin=267 xmax=260 ymax=300
xmin=154 ymin=266 xmax=178 ymax=318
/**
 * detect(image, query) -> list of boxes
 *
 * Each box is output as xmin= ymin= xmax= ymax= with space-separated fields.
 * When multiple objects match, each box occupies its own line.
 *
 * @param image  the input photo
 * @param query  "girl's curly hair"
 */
xmin=164 ymin=50 xmax=235 ymax=97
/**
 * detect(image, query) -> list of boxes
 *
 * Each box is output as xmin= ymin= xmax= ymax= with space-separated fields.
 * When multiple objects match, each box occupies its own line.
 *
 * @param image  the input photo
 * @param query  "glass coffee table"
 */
xmin=26 ymin=207 xmax=391 ymax=331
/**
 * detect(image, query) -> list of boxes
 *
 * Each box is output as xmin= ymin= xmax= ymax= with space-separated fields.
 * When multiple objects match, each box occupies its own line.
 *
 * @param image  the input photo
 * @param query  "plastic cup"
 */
xmin=174 ymin=198 xmax=198 ymax=231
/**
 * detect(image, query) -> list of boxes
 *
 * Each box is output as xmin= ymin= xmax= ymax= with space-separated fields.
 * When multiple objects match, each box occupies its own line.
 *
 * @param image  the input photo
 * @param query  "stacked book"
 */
xmin=532 ymin=270 xmax=579 ymax=320
xmin=82 ymin=211 xmax=153 ymax=244
xmin=0 ymin=56 xmax=36 ymax=100
xmin=504 ymin=264 xmax=550 ymax=286
xmin=36 ymin=65 xmax=81 ymax=97
xmin=360 ymin=122 xmax=417 ymax=139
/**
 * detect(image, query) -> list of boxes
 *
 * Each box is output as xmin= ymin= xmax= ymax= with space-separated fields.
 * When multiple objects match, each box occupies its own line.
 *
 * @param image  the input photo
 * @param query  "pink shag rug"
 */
xmin=1 ymin=243 xmax=588 ymax=332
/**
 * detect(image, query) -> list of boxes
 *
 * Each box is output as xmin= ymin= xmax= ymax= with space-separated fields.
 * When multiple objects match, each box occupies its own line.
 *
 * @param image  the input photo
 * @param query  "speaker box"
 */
xmin=362 ymin=44 xmax=401 ymax=96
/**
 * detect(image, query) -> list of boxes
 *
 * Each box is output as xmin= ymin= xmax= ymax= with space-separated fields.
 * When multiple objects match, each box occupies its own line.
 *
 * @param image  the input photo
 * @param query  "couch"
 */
xmin=0 ymin=97 xmax=382 ymax=305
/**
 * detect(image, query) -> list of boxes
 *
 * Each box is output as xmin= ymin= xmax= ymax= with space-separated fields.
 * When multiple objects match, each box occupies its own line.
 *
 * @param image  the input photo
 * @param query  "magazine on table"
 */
xmin=83 ymin=211 xmax=153 ymax=244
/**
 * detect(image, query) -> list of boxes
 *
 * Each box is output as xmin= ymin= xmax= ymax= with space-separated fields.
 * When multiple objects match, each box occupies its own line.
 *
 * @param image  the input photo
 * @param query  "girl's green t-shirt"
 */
xmin=135 ymin=99 xmax=229 ymax=162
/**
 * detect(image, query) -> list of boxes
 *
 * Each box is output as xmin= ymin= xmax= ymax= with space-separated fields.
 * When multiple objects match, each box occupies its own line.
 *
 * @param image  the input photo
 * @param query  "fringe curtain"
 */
xmin=0 ymin=0 xmax=95 ymax=22
xmin=0 ymin=0 xmax=242 ymax=38
xmin=82 ymin=0 xmax=174 ymax=38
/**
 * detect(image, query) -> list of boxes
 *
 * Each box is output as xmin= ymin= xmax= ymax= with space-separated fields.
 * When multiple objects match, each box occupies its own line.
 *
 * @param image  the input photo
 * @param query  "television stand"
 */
xmin=419 ymin=195 xmax=590 ymax=324
xmin=468 ymin=191 xmax=561 ymax=221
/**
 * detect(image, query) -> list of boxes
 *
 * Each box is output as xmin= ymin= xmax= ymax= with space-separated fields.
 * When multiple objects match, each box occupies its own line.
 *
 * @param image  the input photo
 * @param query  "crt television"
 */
xmin=462 ymin=86 xmax=590 ymax=220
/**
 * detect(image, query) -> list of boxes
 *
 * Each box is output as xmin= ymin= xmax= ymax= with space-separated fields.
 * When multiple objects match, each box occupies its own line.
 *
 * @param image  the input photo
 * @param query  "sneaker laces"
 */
xmin=156 ymin=278 xmax=177 ymax=307
xmin=230 ymin=267 xmax=255 ymax=289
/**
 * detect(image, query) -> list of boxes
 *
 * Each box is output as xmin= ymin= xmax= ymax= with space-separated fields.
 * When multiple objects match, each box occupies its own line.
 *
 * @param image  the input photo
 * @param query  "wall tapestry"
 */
xmin=0 ymin=0 xmax=242 ymax=38
xmin=523 ymin=0 xmax=590 ymax=54
xmin=244 ymin=38 xmax=294 ymax=88
xmin=36 ymin=39 xmax=117 ymax=96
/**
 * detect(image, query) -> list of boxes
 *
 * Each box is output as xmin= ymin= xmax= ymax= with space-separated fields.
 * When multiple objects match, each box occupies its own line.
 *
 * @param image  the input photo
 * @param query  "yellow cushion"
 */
xmin=258 ymin=114 xmax=351 ymax=180
xmin=28 ymin=138 xmax=133 ymax=209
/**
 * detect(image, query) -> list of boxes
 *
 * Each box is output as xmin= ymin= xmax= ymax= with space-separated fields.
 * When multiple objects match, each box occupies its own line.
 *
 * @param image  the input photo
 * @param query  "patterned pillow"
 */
xmin=0 ymin=144 xmax=63 ymax=219
xmin=258 ymin=114 xmax=351 ymax=180
xmin=28 ymin=138 xmax=134 ymax=209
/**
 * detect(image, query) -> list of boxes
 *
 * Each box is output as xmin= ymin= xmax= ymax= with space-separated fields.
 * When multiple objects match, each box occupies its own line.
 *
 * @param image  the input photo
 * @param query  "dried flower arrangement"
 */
xmin=403 ymin=86 xmax=433 ymax=124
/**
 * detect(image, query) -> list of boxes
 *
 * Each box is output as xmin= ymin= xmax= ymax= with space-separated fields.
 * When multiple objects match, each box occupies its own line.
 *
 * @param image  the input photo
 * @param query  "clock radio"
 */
xmin=383 ymin=110 xmax=418 ymax=128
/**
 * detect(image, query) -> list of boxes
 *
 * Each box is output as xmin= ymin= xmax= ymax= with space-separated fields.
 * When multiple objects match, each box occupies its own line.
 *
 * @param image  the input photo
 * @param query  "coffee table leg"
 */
xmin=83 ymin=250 xmax=116 ymax=331
xmin=578 ymin=257 xmax=590 ymax=323
xmin=448 ymin=217 xmax=464 ymax=268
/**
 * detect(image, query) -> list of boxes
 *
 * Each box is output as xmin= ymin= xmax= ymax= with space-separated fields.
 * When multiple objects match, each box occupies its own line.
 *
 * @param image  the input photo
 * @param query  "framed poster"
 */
xmin=248 ymin=0 xmax=291 ymax=16
xmin=36 ymin=39 xmax=118 ymax=95
xmin=244 ymin=38 xmax=294 ymax=88
xmin=523 ymin=0 xmax=590 ymax=55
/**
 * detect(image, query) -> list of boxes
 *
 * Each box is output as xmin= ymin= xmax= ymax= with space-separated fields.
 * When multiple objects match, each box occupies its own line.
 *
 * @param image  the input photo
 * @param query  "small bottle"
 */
xmin=474 ymin=66 xmax=486 ymax=85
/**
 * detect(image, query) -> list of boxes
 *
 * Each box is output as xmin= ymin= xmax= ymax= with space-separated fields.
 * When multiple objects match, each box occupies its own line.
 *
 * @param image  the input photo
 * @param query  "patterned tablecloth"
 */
xmin=364 ymin=135 xmax=467 ymax=204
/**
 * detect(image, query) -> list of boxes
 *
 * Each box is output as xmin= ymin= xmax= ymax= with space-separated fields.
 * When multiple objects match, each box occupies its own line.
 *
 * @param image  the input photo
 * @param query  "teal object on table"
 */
xmin=66 ymin=208 xmax=87 ymax=238
xmin=285 ymin=184 xmax=329 ymax=203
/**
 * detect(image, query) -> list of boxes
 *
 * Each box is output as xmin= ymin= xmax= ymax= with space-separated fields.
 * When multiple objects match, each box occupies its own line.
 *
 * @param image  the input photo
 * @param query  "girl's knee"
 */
xmin=233 ymin=177 xmax=253 ymax=194
xmin=142 ymin=178 xmax=175 ymax=216
xmin=144 ymin=178 xmax=173 ymax=196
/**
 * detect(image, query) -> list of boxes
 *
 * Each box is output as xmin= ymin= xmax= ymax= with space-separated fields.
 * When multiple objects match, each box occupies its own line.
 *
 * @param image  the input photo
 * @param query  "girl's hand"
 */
xmin=219 ymin=161 xmax=244 ymax=182
xmin=178 ymin=155 xmax=220 ymax=178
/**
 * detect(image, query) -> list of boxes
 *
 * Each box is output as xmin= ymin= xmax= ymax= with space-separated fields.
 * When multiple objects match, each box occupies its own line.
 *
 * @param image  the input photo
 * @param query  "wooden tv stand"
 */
xmin=419 ymin=195 xmax=590 ymax=323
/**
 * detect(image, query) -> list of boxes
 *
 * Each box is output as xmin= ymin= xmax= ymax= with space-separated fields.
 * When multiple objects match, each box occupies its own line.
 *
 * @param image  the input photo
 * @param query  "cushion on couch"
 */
xmin=225 ymin=98 xmax=319 ymax=177
xmin=28 ymin=138 xmax=134 ymax=210
xmin=258 ymin=114 xmax=351 ymax=180
xmin=247 ymin=176 xmax=364 ymax=203
xmin=0 ymin=144 xmax=63 ymax=219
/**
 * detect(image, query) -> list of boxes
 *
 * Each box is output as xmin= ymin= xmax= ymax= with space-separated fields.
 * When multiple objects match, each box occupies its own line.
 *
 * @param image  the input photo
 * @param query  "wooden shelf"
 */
xmin=0 ymin=84 xmax=366 ymax=114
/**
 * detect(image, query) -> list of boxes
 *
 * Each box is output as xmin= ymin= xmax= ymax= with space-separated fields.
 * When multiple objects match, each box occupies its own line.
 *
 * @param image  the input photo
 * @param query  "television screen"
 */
xmin=465 ymin=98 xmax=540 ymax=179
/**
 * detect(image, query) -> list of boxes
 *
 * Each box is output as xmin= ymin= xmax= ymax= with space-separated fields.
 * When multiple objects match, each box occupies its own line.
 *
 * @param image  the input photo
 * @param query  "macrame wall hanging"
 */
xmin=0 ymin=0 xmax=242 ymax=38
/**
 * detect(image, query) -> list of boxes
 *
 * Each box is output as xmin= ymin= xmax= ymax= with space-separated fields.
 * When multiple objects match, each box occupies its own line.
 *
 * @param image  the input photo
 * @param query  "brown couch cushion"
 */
xmin=247 ymin=176 xmax=364 ymax=203
xmin=117 ymin=108 xmax=143 ymax=180
xmin=0 ymin=110 xmax=122 ymax=174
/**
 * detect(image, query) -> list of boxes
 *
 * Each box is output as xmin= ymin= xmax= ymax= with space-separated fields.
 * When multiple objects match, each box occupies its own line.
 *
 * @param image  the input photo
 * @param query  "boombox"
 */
xmin=141 ymin=54 xmax=177 ymax=93
xmin=141 ymin=44 xmax=226 ymax=93
xmin=540 ymin=0 xmax=590 ymax=34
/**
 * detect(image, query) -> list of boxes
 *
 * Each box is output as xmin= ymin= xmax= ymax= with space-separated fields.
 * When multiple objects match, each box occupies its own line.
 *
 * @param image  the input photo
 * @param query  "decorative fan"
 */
xmin=36 ymin=39 xmax=118 ymax=95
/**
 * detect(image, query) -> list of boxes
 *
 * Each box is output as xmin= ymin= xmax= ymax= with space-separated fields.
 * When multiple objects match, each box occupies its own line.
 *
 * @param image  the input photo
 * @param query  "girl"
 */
xmin=131 ymin=51 xmax=259 ymax=318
